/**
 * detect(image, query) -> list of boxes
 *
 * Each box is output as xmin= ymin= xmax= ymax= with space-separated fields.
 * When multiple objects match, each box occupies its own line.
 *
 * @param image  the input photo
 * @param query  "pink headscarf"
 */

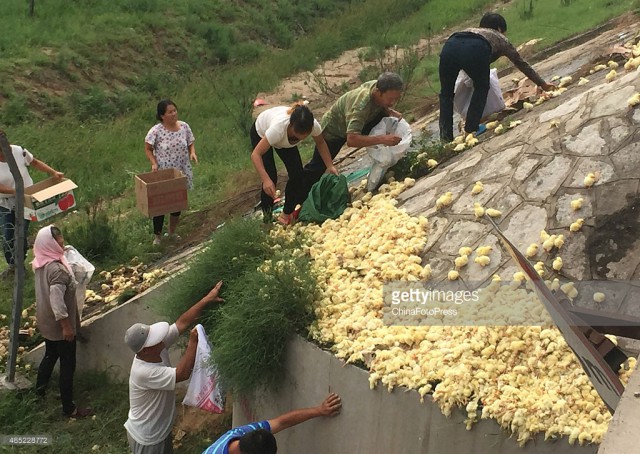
xmin=32 ymin=225 xmax=73 ymax=276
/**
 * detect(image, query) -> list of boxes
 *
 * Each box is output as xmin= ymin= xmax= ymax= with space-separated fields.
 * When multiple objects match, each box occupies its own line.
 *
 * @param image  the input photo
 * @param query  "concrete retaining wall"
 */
xmin=233 ymin=336 xmax=597 ymax=454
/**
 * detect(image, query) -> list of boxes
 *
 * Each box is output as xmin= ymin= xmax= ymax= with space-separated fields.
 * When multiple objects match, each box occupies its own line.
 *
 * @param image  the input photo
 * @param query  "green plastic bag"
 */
xmin=299 ymin=174 xmax=349 ymax=223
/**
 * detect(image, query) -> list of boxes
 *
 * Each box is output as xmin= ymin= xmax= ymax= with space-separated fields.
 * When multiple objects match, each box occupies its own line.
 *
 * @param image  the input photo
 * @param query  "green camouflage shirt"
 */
xmin=321 ymin=80 xmax=385 ymax=141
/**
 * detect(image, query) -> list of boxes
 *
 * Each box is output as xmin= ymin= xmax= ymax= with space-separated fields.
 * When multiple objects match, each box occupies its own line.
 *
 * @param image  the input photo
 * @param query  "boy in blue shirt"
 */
xmin=202 ymin=393 xmax=341 ymax=454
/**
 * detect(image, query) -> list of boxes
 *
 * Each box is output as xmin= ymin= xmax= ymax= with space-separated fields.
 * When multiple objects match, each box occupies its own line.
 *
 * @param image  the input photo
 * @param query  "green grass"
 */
xmin=0 ymin=371 xmax=129 ymax=453
xmin=159 ymin=218 xmax=318 ymax=396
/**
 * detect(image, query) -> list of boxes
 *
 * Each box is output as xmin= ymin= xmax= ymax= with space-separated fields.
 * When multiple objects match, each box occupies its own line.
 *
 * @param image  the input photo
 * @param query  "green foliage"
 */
xmin=389 ymin=137 xmax=452 ymax=181
xmin=207 ymin=247 xmax=317 ymax=395
xmin=64 ymin=204 xmax=122 ymax=263
xmin=2 ymin=95 xmax=34 ymax=126
xmin=0 ymin=371 xmax=130 ymax=453
xmin=159 ymin=218 xmax=318 ymax=396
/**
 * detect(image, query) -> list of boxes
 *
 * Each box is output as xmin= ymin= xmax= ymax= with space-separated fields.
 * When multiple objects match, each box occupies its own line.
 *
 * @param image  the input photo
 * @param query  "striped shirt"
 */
xmin=202 ymin=420 xmax=271 ymax=454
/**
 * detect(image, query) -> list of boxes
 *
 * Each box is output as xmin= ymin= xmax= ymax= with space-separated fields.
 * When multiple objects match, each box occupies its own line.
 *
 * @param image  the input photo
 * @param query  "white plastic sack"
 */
xmin=366 ymin=117 xmax=412 ymax=192
xmin=453 ymin=68 xmax=505 ymax=119
xmin=182 ymin=324 xmax=224 ymax=413
xmin=63 ymin=245 xmax=95 ymax=317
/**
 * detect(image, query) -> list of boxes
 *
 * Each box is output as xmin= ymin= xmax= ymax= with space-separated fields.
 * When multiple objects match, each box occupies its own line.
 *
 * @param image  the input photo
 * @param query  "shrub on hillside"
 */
xmin=159 ymin=218 xmax=318 ymax=396
xmin=64 ymin=204 xmax=122 ymax=263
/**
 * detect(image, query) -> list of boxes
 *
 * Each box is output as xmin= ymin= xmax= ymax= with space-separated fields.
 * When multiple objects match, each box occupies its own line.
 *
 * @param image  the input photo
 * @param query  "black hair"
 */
xmin=156 ymin=99 xmax=177 ymax=122
xmin=288 ymin=103 xmax=314 ymax=135
xmin=376 ymin=72 xmax=403 ymax=93
xmin=479 ymin=12 xmax=507 ymax=32
xmin=50 ymin=226 xmax=63 ymax=240
xmin=238 ymin=429 xmax=277 ymax=454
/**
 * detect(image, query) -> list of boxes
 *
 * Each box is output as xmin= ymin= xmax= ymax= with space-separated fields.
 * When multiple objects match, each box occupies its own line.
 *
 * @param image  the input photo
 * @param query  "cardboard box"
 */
xmin=135 ymin=168 xmax=188 ymax=218
xmin=24 ymin=177 xmax=78 ymax=222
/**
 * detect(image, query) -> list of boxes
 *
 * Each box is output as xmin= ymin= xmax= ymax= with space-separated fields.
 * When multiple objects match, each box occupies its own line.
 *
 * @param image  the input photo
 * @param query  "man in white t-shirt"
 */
xmin=124 ymin=281 xmax=224 ymax=454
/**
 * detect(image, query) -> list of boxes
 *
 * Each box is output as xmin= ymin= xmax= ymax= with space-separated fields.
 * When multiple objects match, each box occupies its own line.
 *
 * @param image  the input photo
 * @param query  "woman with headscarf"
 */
xmin=33 ymin=225 xmax=92 ymax=418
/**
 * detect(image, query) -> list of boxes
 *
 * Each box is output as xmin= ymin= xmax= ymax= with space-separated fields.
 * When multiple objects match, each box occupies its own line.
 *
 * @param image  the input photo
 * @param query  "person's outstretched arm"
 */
xmin=268 ymin=393 xmax=342 ymax=434
xmin=175 ymin=281 xmax=224 ymax=334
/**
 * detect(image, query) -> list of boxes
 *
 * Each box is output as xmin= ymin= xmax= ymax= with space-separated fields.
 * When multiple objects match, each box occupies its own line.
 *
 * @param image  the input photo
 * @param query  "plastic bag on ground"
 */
xmin=453 ymin=68 xmax=505 ymax=119
xmin=182 ymin=324 xmax=225 ymax=413
xmin=63 ymin=245 xmax=95 ymax=317
xmin=366 ymin=117 xmax=412 ymax=192
xmin=299 ymin=173 xmax=349 ymax=223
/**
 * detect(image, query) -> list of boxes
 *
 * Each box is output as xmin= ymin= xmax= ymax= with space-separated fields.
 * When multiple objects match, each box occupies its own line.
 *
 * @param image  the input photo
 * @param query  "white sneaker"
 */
xmin=153 ymin=236 xmax=161 ymax=246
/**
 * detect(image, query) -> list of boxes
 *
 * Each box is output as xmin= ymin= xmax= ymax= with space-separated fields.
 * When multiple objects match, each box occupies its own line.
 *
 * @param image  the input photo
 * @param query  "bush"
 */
xmin=158 ymin=218 xmax=318 ymax=396
xmin=64 ymin=203 xmax=122 ymax=263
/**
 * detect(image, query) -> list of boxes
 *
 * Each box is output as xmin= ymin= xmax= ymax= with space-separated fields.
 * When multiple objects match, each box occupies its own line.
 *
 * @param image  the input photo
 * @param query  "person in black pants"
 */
xmin=250 ymin=103 xmax=337 ymax=225
xmin=439 ymin=13 xmax=555 ymax=142
xmin=33 ymin=225 xmax=92 ymax=418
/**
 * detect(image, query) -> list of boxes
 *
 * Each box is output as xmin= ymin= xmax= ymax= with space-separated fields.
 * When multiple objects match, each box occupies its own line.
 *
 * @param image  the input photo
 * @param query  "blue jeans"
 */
xmin=0 ymin=206 xmax=30 ymax=267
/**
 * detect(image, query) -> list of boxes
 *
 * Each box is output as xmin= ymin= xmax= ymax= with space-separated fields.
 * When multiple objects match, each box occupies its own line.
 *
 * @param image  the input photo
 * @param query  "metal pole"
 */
xmin=0 ymin=132 xmax=25 ymax=383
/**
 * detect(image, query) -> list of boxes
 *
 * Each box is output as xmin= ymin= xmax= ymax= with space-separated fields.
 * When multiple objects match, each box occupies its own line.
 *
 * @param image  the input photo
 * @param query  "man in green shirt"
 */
xmin=302 ymin=72 xmax=404 ymax=191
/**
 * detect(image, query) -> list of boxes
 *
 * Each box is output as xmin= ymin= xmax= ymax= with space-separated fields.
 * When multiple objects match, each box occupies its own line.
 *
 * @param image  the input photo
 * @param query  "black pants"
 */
xmin=439 ymin=33 xmax=492 ymax=142
xmin=301 ymin=112 xmax=386 ymax=195
xmin=152 ymin=212 xmax=180 ymax=235
xmin=250 ymin=123 xmax=304 ymax=215
xmin=36 ymin=339 xmax=77 ymax=415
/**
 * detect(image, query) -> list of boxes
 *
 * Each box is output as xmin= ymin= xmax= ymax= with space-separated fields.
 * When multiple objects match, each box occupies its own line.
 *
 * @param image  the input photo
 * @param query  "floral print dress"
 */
xmin=145 ymin=121 xmax=196 ymax=189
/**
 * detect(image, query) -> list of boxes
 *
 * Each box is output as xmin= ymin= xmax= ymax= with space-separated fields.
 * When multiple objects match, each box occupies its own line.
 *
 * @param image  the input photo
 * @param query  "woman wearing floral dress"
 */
xmin=144 ymin=99 xmax=197 ymax=245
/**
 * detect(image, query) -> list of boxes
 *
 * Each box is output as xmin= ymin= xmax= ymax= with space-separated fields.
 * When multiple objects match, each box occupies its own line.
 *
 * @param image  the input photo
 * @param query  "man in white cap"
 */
xmin=124 ymin=281 xmax=223 ymax=454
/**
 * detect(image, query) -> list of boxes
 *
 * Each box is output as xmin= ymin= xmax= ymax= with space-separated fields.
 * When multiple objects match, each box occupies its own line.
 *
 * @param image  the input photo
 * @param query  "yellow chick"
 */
xmin=485 ymin=120 xmax=499 ymax=130
xmin=404 ymin=177 xmax=416 ymax=188
xmin=607 ymin=60 xmax=618 ymax=69
xmin=459 ymin=246 xmax=473 ymax=256
xmin=435 ymin=192 xmax=453 ymax=210
xmin=523 ymin=102 xmax=534 ymax=110
xmin=494 ymin=124 xmax=505 ymax=135
xmin=427 ymin=159 xmax=438 ymax=169
xmin=558 ymin=76 xmax=572 ymax=88
xmin=453 ymin=143 xmax=466 ymax=152
xmin=624 ymin=56 xmax=640 ymax=71
xmin=466 ymin=137 xmax=479 ymax=147
xmin=513 ymin=271 xmax=526 ymax=282
xmin=471 ymin=182 xmax=484 ymax=195
xmin=535 ymin=96 xmax=546 ymax=106
xmin=549 ymin=120 xmax=560 ymax=128
xmin=525 ymin=244 xmax=538 ymax=258
xmin=453 ymin=135 xmax=465 ymax=145
xmin=584 ymin=172 xmax=598 ymax=188
xmin=591 ymin=64 xmax=607 ymax=73
xmin=570 ymin=198 xmax=584 ymax=210
xmin=540 ymin=230 xmax=550 ymax=242
xmin=593 ymin=292 xmax=606 ymax=303
xmin=485 ymin=208 xmax=502 ymax=218
xmin=552 ymin=257 xmax=563 ymax=271
xmin=550 ymin=75 xmax=560 ymax=82
xmin=474 ymin=255 xmax=491 ymax=267
xmin=605 ymin=69 xmax=617 ymax=82
xmin=475 ymin=246 xmax=492 ymax=256
xmin=553 ymin=234 xmax=565 ymax=249
xmin=448 ymin=270 xmax=460 ymax=281
xmin=473 ymin=203 xmax=485 ymax=218
xmin=577 ymin=77 xmax=589 ymax=86
xmin=509 ymin=120 xmax=522 ymax=128
xmin=570 ymin=218 xmax=585 ymax=232
xmin=455 ymin=255 xmax=469 ymax=269
xmin=628 ymin=93 xmax=640 ymax=108
xmin=542 ymin=235 xmax=557 ymax=252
